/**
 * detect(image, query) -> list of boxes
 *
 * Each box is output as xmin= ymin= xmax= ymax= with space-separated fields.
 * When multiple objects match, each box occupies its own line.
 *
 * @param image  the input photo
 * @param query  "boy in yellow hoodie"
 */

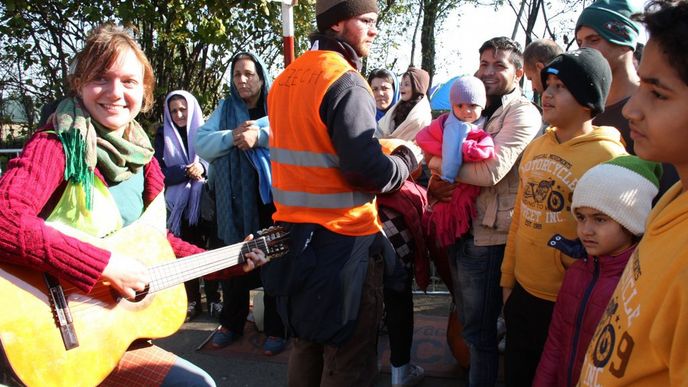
xmin=579 ymin=0 xmax=688 ymax=385
xmin=500 ymin=47 xmax=627 ymax=385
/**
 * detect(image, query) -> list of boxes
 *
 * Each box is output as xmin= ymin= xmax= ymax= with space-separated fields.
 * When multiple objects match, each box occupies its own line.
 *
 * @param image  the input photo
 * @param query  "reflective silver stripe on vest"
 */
xmin=272 ymin=187 xmax=374 ymax=209
xmin=271 ymin=148 xmax=339 ymax=167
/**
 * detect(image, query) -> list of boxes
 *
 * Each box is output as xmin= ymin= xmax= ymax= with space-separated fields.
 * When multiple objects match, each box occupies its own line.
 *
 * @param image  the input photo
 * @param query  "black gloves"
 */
xmin=390 ymin=144 xmax=419 ymax=174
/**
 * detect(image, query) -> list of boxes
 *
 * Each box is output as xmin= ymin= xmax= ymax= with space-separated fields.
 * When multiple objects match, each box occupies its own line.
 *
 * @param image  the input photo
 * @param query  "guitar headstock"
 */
xmin=256 ymin=226 xmax=290 ymax=261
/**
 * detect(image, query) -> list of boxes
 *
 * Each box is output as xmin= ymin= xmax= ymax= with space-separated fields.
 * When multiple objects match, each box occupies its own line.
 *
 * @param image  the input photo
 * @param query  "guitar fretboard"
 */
xmin=147 ymin=238 xmax=268 ymax=293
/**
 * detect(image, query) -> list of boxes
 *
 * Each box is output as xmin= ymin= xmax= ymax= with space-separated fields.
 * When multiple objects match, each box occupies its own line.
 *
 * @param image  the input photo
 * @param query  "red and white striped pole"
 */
xmin=280 ymin=0 xmax=296 ymax=66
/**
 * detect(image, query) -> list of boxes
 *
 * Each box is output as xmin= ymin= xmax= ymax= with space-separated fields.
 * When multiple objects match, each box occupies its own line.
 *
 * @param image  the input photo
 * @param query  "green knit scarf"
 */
xmin=52 ymin=97 xmax=154 ymax=209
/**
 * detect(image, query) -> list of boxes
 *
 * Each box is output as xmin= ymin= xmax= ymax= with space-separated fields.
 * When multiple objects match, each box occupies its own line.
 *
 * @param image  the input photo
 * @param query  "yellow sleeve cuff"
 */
xmin=500 ymin=273 xmax=515 ymax=289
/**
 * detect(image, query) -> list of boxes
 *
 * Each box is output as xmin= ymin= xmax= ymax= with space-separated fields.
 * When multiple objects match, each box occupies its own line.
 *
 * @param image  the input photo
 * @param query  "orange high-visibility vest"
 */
xmin=267 ymin=50 xmax=381 ymax=236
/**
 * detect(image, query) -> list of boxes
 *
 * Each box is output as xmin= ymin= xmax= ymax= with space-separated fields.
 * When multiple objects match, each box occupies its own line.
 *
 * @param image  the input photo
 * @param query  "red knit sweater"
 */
xmin=0 ymin=131 xmax=241 ymax=293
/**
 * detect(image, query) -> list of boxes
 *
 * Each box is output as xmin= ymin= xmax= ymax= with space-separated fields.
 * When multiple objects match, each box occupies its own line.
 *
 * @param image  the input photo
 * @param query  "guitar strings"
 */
xmin=65 ymin=240 xmax=255 ymax=299
xmin=59 ymin=239 xmax=273 ymax=315
xmin=64 ymin=246 xmax=248 ymax=314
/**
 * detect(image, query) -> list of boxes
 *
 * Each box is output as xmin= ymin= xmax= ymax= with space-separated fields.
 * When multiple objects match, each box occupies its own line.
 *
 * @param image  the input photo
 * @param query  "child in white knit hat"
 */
xmin=533 ymin=155 xmax=662 ymax=387
xmin=416 ymin=76 xmax=494 ymax=247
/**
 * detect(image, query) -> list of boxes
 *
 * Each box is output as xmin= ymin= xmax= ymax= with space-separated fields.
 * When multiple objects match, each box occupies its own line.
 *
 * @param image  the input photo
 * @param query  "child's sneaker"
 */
xmin=391 ymin=363 xmax=424 ymax=387
xmin=263 ymin=336 xmax=287 ymax=356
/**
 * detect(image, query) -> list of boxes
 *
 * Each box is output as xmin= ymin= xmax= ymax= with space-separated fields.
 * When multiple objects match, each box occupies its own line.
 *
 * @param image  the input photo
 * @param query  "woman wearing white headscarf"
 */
xmin=154 ymin=90 xmax=212 ymax=320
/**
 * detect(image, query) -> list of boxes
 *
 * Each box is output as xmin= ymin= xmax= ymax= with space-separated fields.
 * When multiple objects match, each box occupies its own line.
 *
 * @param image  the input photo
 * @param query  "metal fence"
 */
xmin=412 ymin=260 xmax=451 ymax=295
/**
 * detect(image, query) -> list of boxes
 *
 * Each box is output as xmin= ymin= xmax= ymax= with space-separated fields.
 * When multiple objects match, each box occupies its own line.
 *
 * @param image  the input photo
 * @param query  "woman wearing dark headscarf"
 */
xmin=195 ymin=52 xmax=286 ymax=355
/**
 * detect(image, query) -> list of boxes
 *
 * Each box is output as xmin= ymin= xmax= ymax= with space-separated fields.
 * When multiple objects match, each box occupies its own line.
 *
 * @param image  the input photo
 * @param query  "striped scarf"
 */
xmin=51 ymin=97 xmax=154 ymax=209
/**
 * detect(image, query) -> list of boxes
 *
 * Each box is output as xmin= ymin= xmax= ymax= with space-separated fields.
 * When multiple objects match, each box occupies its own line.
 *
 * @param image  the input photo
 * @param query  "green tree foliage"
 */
xmin=2 ymin=0 xmax=584 ymax=143
xmin=365 ymin=0 xmax=418 ymax=75
xmin=364 ymin=0 xmax=475 ymax=86
xmin=0 ymin=0 xmax=317 ymax=138
xmin=0 ymin=0 xmax=112 ymax=135
xmin=508 ymin=0 xmax=585 ymax=47
xmin=419 ymin=0 xmax=474 ymax=87
xmin=114 ymin=0 xmax=283 ymax=128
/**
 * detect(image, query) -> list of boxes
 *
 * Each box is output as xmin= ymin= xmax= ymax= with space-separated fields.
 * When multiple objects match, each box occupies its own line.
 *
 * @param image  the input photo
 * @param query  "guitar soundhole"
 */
xmin=133 ymin=284 xmax=150 ymax=302
xmin=110 ymin=284 xmax=150 ymax=303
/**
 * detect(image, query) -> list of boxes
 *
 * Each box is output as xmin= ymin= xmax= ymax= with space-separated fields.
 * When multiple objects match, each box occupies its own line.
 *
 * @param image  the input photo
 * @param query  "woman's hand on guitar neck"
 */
xmin=241 ymin=234 xmax=268 ymax=272
xmin=101 ymin=253 xmax=151 ymax=300
xmin=243 ymin=249 xmax=268 ymax=272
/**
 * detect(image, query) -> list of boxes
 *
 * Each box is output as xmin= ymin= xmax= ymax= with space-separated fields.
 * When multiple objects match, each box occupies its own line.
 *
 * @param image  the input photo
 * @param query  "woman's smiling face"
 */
xmin=399 ymin=74 xmax=413 ymax=102
xmin=80 ymin=48 xmax=144 ymax=132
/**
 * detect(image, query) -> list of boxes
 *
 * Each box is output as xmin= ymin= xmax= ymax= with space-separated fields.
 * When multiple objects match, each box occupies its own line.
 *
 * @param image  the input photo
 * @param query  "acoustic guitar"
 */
xmin=0 ymin=218 xmax=288 ymax=387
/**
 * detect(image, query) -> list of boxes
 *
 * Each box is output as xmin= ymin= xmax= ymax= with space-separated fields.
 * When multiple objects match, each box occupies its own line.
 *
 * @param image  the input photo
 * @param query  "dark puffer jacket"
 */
xmin=533 ymin=234 xmax=636 ymax=387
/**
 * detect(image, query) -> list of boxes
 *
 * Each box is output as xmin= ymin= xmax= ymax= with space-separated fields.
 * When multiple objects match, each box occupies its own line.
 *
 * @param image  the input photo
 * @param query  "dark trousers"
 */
xmin=211 ymin=197 xmax=279 ymax=335
xmin=503 ymin=282 xmax=555 ymax=387
xmin=286 ymin=254 xmax=384 ymax=387
xmin=183 ymin=279 xmax=202 ymax=309
xmin=197 ymin=233 xmax=223 ymax=308
xmin=203 ymin=279 xmax=221 ymax=304
xmin=384 ymin=279 xmax=414 ymax=367
xmin=179 ymin=219 xmax=212 ymax=308
xmin=220 ymin=269 xmax=284 ymax=338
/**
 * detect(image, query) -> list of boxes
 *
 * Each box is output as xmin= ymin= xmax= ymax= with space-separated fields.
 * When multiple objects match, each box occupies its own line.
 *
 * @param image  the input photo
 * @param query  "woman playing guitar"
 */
xmin=0 ymin=23 xmax=267 ymax=387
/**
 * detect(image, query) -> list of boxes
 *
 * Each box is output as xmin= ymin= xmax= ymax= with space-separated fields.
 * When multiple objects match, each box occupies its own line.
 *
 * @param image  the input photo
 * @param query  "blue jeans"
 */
xmin=448 ymin=237 xmax=505 ymax=387
xmin=161 ymin=356 xmax=216 ymax=387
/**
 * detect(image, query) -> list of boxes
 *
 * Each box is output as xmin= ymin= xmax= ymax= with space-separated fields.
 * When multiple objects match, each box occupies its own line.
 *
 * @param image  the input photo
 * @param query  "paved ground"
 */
xmin=154 ymin=294 xmax=466 ymax=387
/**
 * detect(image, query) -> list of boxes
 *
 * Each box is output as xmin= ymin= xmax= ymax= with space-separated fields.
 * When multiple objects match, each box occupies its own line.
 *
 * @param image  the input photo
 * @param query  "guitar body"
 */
xmin=0 ymin=222 xmax=185 ymax=387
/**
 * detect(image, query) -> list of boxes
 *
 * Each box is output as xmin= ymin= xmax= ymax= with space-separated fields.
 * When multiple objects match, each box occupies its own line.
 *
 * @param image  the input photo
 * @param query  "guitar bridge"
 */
xmin=43 ymin=274 xmax=79 ymax=350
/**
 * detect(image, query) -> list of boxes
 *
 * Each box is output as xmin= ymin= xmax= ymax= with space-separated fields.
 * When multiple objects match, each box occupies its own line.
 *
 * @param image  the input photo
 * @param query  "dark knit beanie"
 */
xmin=576 ymin=0 xmax=641 ymax=50
xmin=404 ymin=66 xmax=430 ymax=96
xmin=541 ymin=48 xmax=612 ymax=117
xmin=316 ymin=0 xmax=379 ymax=32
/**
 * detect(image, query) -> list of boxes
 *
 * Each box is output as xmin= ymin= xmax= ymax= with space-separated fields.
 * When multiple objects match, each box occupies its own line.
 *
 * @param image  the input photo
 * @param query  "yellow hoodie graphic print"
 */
xmin=579 ymin=183 xmax=688 ymax=386
xmin=501 ymin=126 xmax=627 ymax=302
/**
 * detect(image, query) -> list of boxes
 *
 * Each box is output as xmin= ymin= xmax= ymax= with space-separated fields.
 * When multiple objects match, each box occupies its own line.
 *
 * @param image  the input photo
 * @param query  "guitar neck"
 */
xmin=146 ymin=238 xmax=267 ymax=293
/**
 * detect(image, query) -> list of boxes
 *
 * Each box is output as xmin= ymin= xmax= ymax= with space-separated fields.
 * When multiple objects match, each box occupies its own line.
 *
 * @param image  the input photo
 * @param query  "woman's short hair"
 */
xmin=69 ymin=23 xmax=155 ymax=112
